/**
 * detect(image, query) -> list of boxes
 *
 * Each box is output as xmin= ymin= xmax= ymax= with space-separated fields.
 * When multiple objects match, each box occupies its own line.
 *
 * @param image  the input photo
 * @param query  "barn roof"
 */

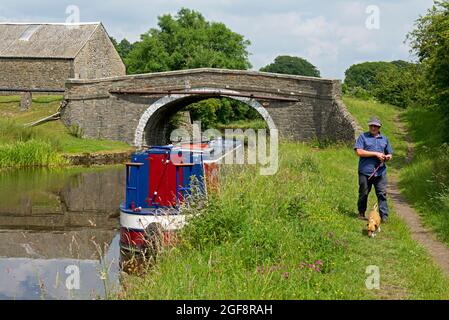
xmin=0 ymin=22 xmax=101 ymax=59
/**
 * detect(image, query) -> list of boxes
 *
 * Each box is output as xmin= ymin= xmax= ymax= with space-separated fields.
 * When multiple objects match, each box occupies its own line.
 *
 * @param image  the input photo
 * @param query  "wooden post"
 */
xmin=20 ymin=91 xmax=32 ymax=111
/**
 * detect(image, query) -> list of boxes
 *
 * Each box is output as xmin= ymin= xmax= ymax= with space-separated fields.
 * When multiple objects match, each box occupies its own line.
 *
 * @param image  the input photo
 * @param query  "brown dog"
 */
xmin=367 ymin=204 xmax=381 ymax=238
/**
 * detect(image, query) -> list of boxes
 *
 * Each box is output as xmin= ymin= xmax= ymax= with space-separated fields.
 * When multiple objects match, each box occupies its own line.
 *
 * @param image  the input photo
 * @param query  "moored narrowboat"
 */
xmin=119 ymin=139 xmax=242 ymax=253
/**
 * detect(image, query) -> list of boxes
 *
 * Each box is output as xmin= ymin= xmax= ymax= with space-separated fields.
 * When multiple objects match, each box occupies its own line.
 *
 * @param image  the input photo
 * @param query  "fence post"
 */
xmin=20 ymin=91 xmax=32 ymax=111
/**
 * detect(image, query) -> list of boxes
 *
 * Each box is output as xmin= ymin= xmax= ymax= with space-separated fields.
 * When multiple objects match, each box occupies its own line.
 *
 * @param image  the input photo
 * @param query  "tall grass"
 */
xmin=0 ymin=119 xmax=65 ymax=168
xmin=400 ymin=106 xmax=449 ymax=244
xmin=0 ymin=140 xmax=66 ymax=168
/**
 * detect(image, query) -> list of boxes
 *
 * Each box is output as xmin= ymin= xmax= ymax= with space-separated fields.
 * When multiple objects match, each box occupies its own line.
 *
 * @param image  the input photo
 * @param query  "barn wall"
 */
xmin=0 ymin=57 xmax=73 ymax=90
xmin=73 ymin=24 xmax=126 ymax=79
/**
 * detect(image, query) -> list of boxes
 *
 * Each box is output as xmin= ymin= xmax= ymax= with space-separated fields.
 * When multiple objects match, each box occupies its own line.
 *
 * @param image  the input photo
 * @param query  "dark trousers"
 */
xmin=358 ymin=173 xmax=389 ymax=218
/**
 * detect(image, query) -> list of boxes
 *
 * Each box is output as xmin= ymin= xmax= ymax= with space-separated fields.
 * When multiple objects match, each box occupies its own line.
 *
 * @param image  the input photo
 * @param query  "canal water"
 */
xmin=0 ymin=166 xmax=125 ymax=299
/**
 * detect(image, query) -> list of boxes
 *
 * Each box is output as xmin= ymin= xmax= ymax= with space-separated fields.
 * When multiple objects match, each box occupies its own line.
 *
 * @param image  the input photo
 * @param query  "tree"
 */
xmin=343 ymin=60 xmax=425 ymax=108
xmin=111 ymin=37 xmax=135 ymax=58
xmin=185 ymin=97 xmax=261 ymax=129
xmin=344 ymin=61 xmax=396 ymax=91
xmin=116 ymin=39 xmax=135 ymax=59
xmin=260 ymin=55 xmax=320 ymax=77
xmin=373 ymin=63 xmax=423 ymax=108
xmin=125 ymin=8 xmax=251 ymax=74
xmin=407 ymin=0 xmax=449 ymax=139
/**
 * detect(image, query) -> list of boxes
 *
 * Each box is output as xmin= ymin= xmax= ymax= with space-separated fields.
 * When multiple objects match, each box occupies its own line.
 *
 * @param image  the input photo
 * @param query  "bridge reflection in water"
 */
xmin=0 ymin=166 xmax=125 ymax=299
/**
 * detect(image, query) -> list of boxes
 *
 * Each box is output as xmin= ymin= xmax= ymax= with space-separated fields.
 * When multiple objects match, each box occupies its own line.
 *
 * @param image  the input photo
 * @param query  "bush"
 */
xmin=344 ymin=86 xmax=372 ymax=100
xmin=373 ymin=63 xmax=424 ymax=108
xmin=68 ymin=124 xmax=84 ymax=138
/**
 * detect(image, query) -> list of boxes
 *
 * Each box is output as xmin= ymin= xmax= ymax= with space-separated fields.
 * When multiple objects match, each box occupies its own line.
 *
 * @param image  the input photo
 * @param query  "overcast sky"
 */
xmin=0 ymin=0 xmax=435 ymax=79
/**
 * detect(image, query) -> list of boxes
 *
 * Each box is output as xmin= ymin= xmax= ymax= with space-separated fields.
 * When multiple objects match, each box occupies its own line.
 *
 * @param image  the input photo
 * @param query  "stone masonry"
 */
xmin=0 ymin=57 xmax=73 ymax=90
xmin=72 ymin=24 xmax=126 ymax=80
xmin=0 ymin=23 xmax=125 ymax=91
xmin=61 ymin=68 xmax=359 ymax=146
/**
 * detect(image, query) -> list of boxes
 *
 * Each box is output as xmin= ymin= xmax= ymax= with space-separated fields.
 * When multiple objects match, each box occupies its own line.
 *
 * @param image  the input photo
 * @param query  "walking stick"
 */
xmin=368 ymin=162 xmax=384 ymax=180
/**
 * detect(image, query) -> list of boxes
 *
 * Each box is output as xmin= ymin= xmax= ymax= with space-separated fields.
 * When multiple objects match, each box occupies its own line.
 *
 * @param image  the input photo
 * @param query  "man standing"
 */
xmin=354 ymin=117 xmax=393 ymax=222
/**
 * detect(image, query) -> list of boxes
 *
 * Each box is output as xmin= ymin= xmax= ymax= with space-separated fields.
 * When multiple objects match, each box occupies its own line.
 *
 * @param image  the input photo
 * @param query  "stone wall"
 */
xmin=62 ymin=68 xmax=358 ymax=145
xmin=73 ymin=24 xmax=126 ymax=79
xmin=0 ymin=57 xmax=73 ymax=90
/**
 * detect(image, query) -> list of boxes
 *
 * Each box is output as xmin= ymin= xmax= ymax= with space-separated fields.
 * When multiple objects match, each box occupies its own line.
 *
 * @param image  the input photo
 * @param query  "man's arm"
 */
xmin=384 ymin=138 xmax=393 ymax=161
xmin=355 ymin=149 xmax=385 ymax=161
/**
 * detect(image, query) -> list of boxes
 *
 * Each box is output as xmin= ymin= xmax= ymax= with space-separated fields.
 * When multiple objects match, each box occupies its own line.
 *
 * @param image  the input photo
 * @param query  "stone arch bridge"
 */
xmin=61 ymin=68 xmax=358 ymax=147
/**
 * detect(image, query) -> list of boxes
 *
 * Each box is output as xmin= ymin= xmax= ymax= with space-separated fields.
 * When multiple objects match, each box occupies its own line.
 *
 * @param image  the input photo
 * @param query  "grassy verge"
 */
xmin=399 ymin=106 xmax=449 ymax=245
xmin=0 ymin=95 xmax=132 ymax=168
xmin=121 ymin=97 xmax=449 ymax=299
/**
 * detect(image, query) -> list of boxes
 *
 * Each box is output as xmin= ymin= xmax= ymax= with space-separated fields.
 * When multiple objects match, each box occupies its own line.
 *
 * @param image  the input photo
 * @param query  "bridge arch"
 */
xmin=134 ymin=88 xmax=277 ymax=147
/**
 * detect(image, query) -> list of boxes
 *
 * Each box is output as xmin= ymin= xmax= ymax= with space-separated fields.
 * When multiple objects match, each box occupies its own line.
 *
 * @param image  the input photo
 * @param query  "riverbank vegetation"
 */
xmin=122 ymin=150 xmax=449 ymax=299
xmin=0 ymin=95 xmax=132 ymax=168
xmin=121 ymin=97 xmax=449 ymax=299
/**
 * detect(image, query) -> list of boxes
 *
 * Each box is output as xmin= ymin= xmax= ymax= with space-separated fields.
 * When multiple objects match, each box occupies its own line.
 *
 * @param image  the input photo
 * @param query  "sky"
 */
xmin=0 ymin=0 xmax=435 ymax=79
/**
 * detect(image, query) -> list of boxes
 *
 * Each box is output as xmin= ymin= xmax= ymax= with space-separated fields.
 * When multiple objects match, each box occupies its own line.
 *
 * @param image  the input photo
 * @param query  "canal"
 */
xmin=0 ymin=166 xmax=125 ymax=299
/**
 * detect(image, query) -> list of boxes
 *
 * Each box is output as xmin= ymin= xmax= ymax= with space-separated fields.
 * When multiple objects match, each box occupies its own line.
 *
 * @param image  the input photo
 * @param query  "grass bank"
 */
xmin=399 ymin=106 xmax=449 ymax=245
xmin=0 ymin=95 xmax=132 ymax=168
xmin=121 ymin=97 xmax=449 ymax=299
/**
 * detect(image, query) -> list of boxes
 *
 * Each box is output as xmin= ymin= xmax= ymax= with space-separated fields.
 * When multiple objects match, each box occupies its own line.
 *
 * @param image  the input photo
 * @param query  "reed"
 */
xmin=0 ymin=140 xmax=66 ymax=168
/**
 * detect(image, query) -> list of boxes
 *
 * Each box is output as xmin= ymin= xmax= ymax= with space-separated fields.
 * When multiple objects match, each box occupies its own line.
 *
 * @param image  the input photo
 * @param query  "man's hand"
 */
xmin=384 ymin=154 xmax=393 ymax=162
xmin=375 ymin=152 xmax=386 ymax=162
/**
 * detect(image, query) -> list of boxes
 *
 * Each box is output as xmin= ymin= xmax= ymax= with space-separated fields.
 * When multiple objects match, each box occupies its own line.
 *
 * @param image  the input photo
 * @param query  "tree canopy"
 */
xmin=124 ymin=8 xmax=252 ymax=74
xmin=407 ymin=0 xmax=449 ymax=116
xmin=343 ymin=60 xmax=424 ymax=108
xmin=344 ymin=61 xmax=397 ymax=91
xmin=260 ymin=55 xmax=320 ymax=77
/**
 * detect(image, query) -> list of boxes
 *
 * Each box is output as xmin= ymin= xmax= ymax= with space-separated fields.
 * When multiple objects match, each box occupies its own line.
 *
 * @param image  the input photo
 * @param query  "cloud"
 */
xmin=0 ymin=0 xmax=435 ymax=78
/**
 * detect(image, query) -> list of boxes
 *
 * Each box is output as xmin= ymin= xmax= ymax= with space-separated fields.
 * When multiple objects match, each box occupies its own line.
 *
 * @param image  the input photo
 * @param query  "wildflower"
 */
xmin=256 ymin=266 xmax=265 ymax=274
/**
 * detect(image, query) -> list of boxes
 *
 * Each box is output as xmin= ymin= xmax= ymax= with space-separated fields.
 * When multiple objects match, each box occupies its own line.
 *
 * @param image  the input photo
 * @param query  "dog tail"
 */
xmin=373 ymin=203 xmax=378 ymax=211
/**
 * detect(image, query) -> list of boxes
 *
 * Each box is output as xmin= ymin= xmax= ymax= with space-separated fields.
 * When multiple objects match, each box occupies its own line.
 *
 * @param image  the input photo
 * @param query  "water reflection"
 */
xmin=0 ymin=166 xmax=125 ymax=300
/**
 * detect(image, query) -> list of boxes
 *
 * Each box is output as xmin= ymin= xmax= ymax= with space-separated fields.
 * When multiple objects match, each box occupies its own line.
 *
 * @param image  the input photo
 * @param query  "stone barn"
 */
xmin=0 ymin=22 xmax=125 ymax=92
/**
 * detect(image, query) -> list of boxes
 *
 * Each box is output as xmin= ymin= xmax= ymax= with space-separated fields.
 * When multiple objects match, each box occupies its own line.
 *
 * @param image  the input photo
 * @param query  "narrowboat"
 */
xmin=119 ymin=139 xmax=242 ymax=253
